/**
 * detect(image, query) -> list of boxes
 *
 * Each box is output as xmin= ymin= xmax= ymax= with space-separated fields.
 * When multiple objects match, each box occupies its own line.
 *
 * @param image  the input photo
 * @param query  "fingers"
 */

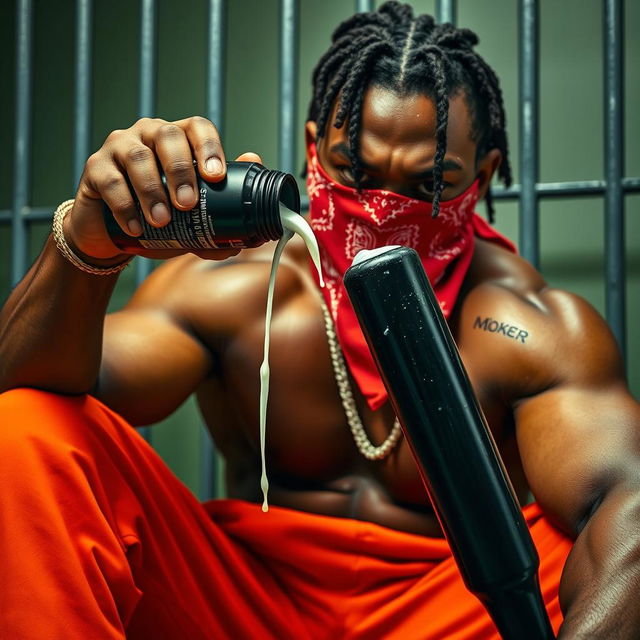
xmin=86 ymin=117 xmax=261 ymax=242
xmin=146 ymin=122 xmax=198 ymax=214
xmin=99 ymin=116 xmax=218 ymax=233
xmin=135 ymin=116 xmax=225 ymax=217
xmin=82 ymin=150 xmax=145 ymax=237
xmin=174 ymin=116 xmax=226 ymax=183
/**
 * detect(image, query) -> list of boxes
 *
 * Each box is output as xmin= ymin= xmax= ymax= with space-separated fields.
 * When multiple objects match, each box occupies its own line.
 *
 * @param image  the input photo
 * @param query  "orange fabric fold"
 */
xmin=209 ymin=499 xmax=571 ymax=639
xmin=0 ymin=388 xmax=572 ymax=639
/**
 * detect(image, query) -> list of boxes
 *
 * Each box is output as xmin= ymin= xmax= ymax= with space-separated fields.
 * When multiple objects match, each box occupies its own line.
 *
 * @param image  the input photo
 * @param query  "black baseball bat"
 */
xmin=343 ymin=246 xmax=554 ymax=640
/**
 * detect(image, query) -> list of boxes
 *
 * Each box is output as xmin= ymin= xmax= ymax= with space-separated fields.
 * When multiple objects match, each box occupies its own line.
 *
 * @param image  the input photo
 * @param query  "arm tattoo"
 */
xmin=473 ymin=315 xmax=529 ymax=344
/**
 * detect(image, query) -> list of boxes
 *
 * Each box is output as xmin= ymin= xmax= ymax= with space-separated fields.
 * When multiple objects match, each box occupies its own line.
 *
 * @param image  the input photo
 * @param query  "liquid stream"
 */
xmin=259 ymin=205 xmax=324 ymax=512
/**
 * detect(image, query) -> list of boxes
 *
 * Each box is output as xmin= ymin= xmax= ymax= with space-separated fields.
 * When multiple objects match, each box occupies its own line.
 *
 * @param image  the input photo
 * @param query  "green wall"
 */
xmin=1 ymin=0 xmax=638 ymax=496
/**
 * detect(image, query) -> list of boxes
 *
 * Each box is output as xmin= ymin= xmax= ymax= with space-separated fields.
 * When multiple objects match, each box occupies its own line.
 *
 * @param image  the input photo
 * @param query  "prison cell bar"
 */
xmin=435 ymin=0 xmax=456 ymax=25
xmin=133 ymin=0 xmax=158 ymax=444
xmin=135 ymin=0 xmax=157 ymax=288
xmin=10 ymin=0 xmax=32 ymax=289
xmin=604 ymin=0 xmax=626 ymax=356
xmin=200 ymin=0 xmax=228 ymax=500
xmin=2 ymin=0 xmax=638 ymax=497
xmin=73 ymin=0 xmax=92 ymax=190
xmin=519 ymin=0 xmax=540 ymax=269
xmin=279 ymin=0 xmax=299 ymax=177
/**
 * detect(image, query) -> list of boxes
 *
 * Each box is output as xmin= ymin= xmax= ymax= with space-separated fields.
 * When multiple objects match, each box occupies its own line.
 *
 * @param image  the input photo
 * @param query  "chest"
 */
xmin=200 ymin=291 xmax=518 ymax=502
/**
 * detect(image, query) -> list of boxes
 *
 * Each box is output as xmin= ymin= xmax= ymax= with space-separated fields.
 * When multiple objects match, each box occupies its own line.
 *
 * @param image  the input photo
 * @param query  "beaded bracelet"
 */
xmin=52 ymin=199 xmax=132 ymax=276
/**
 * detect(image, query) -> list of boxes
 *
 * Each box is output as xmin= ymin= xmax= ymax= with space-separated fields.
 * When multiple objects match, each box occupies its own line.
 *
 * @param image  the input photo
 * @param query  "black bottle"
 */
xmin=103 ymin=161 xmax=300 ymax=252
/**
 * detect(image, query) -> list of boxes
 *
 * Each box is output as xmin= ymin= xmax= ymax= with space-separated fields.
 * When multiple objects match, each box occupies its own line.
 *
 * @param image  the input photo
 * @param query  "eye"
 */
xmin=336 ymin=165 xmax=375 ymax=189
xmin=418 ymin=179 xmax=451 ymax=198
xmin=337 ymin=165 xmax=356 ymax=185
xmin=421 ymin=179 xmax=435 ymax=193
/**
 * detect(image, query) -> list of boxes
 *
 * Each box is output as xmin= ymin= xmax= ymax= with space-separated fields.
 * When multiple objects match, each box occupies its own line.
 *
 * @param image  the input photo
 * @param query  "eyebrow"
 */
xmin=329 ymin=142 xmax=463 ymax=177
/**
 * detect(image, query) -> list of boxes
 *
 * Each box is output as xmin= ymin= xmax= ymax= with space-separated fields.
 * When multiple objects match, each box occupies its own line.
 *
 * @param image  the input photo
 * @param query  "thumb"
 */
xmin=235 ymin=152 xmax=262 ymax=164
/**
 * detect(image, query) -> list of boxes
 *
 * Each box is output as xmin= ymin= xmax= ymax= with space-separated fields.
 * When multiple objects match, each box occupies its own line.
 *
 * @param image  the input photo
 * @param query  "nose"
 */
xmin=371 ymin=165 xmax=422 ymax=199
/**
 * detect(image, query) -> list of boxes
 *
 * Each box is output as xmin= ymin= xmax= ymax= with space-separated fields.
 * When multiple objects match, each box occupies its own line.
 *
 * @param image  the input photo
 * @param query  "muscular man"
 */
xmin=1 ymin=3 xmax=639 ymax=638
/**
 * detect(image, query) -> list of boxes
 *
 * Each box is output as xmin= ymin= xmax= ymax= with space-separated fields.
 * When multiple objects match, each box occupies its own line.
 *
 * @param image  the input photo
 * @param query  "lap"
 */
xmin=0 ymin=388 xmax=572 ymax=639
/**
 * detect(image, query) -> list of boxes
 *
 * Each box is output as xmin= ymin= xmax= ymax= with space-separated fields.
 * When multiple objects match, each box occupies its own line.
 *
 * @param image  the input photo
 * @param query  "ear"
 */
xmin=475 ymin=148 xmax=502 ymax=201
xmin=305 ymin=121 xmax=318 ymax=165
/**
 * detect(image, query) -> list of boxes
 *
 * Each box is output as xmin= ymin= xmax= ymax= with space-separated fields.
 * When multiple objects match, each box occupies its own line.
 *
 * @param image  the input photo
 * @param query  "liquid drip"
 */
xmin=279 ymin=205 xmax=324 ymax=288
xmin=259 ymin=205 xmax=323 ymax=512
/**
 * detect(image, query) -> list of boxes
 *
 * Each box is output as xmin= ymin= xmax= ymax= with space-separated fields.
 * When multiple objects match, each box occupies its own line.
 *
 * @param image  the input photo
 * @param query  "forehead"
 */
xmin=328 ymin=85 xmax=476 ymax=165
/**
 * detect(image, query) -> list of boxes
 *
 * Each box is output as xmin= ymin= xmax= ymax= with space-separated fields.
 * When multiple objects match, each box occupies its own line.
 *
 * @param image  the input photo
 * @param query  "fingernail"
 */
xmin=177 ymin=185 xmax=195 ymax=207
xmin=205 ymin=157 xmax=223 ymax=175
xmin=128 ymin=218 xmax=143 ymax=235
xmin=151 ymin=202 xmax=170 ymax=225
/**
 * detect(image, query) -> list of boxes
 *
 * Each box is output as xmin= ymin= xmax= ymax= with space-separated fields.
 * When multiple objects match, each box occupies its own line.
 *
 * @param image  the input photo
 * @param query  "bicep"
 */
xmin=95 ymin=307 xmax=213 ymax=426
xmin=515 ymin=381 xmax=640 ymax=537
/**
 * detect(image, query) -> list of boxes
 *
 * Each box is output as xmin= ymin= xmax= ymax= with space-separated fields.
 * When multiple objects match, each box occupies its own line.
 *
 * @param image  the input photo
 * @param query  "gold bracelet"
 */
xmin=52 ymin=199 xmax=133 ymax=276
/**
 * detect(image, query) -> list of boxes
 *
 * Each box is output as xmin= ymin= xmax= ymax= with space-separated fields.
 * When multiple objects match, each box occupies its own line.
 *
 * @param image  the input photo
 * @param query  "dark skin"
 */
xmin=1 ymin=86 xmax=639 ymax=638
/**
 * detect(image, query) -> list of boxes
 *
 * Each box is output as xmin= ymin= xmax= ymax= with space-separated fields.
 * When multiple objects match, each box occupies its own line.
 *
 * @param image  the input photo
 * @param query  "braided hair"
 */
xmin=307 ymin=1 xmax=512 ymax=221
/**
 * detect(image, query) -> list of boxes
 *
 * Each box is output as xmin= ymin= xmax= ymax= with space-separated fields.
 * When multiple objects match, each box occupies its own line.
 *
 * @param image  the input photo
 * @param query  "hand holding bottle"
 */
xmin=66 ymin=116 xmax=261 ymax=264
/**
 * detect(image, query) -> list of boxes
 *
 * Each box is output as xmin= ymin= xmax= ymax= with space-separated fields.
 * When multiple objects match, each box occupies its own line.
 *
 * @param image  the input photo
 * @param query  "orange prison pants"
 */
xmin=0 ymin=389 xmax=573 ymax=639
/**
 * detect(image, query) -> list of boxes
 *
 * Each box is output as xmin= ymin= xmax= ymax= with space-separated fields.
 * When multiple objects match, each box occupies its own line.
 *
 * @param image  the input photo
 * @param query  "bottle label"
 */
xmin=136 ymin=187 xmax=222 ymax=250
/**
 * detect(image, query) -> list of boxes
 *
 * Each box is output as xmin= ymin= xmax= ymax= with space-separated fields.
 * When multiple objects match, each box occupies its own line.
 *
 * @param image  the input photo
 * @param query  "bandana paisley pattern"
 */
xmin=307 ymin=143 xmax=515 ymax=411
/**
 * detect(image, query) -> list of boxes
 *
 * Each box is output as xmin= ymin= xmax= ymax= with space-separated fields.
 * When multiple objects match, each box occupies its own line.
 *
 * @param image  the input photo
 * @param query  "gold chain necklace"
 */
xmin=319 ymin=299 xmax=402 ymax=460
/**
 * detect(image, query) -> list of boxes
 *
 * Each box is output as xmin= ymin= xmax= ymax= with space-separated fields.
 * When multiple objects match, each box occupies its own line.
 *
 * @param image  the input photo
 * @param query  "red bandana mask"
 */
xmin=306 ymin=143 xmax=515 ymax=411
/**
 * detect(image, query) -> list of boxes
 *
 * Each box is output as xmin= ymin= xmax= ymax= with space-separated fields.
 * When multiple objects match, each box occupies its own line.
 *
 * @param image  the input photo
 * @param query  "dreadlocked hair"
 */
xmin=306 ymin=1 xmax=512 ymax=221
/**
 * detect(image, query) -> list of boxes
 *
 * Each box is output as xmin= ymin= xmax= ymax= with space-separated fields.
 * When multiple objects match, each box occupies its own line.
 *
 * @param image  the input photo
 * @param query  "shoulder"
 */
xmin=455 ymin=241 xmax=624 ymax=401
xmin=119 ymin=239 xmax=309 ymax=341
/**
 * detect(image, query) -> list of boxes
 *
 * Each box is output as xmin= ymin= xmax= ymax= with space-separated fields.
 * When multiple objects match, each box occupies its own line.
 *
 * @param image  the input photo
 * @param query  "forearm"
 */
xmin=0 ymin=234 xmax=120 ymax=394
xmin=558 ymin=482 xmax=640 ymax=639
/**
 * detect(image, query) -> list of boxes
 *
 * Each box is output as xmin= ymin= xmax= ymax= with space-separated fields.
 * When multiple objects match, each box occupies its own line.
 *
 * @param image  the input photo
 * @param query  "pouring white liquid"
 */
xmin=258 ymin=204 xmax=324 ymax=512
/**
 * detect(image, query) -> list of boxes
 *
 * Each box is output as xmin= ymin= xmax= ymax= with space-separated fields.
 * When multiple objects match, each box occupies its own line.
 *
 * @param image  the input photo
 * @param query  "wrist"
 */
xmin=63 ymin=214 xmax=131 ymax=267
xmin=53 ymin=200 xmax=133 ymax=275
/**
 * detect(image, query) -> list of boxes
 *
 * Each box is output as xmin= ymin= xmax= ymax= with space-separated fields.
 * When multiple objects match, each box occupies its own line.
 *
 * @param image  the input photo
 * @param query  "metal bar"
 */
xmin=295 ymin=178 xmax=640 ymax=212
xmin=435 ymin=0 xmax=457 ymax=24
xmin=138 ymin=0 xmax=157 ymax=123
xmin=496 ymin=177 xmax=640 ymax=198
xmin=518 ymin=0 xmax=540 ymax=268
xmin=6 ymin=176 xmax=640 ymax=225
xmin=207 ymin=0 xmax=226 ymax=131
xmin=135 ymin=0 xmax=157 ymax=288
xmin=355 ymin=0 xmax=373 ymax=12
xmin=200 ymin=0 xmax=228 ymax=501
xmin=278 ymin=0 xmax=298 ymax=175
xmin=136 ymin=0 xmax=158 ymax=443
xmin=2 ymin=206 xmax=73 ymax=223
xmin=11 ymin=0 xmax=34 ymax=287
xmin=603 ymin=0 xmax=626 ymax=357
xmin=73 ymin=0 xmax=93 ymax=190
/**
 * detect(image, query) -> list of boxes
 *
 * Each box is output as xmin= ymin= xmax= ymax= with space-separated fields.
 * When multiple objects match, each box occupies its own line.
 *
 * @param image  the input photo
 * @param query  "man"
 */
xmin=1 ymin=2 xmax=639 ymax=638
